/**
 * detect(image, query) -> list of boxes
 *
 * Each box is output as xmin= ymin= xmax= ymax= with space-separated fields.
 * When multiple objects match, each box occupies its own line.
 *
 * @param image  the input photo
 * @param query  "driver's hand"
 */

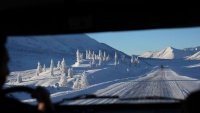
xmin=32 ymin=86 xmax=50 ymax=102
xmin=32 ymin=86 xmax=55 ymax=113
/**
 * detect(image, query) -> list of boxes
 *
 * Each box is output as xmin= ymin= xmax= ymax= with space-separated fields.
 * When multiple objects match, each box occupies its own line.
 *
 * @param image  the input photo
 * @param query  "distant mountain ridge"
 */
xmin=139 ymin=46 xmax=199 ymax=59
xmin=183 ymin=46 xmax=200 ymax=52
xmin=6 ymin=34 xmax=128 ymax=71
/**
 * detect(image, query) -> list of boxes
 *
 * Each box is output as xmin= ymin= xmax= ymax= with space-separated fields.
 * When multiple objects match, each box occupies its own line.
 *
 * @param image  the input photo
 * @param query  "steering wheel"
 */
xmin=1 ymin=86 xmax=55 ymax=113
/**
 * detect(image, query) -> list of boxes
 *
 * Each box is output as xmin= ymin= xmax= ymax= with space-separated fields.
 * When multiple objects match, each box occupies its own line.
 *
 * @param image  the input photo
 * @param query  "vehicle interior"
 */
xmin=1 ymin=1 xmax=200 ymax=113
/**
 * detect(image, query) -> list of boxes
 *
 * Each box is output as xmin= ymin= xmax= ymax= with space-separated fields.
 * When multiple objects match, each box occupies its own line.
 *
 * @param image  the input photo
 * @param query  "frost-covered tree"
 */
xmin=50 ymin=59 xmax=54 ymax=76
xmin=80 ymin=71 xmax=89 ymax=88
xmin=88 ymin=50 xmax=91 ymax=59
xmin=114 ymin=52 xmax=118 ymax=65
xmin=35 ymin=69 xmax=40 ymax=76
xmin=131 ymin=56 xmax=134 ymax=63
xmin=17 ymin=74 xmax=22 ymax=83
xmin=76 ymin=49 xmax=81 ymax=63
xmin=92 ymin=51 xmax=95 ymax=59
xmin=92 ymin=56 xmax=96 ymax=65
xmin=68 ymin=68 xmax=73 ymax=78
xmin=99 ymin=56 xmax=102 ymax=66
xmin=43 ymin=64 xmax=46 ymax=72
xmin=35 ymin=62 xmax=42 ymax=76
xmin=99 ymin=50 xmax=102 ymax=60
xmin=37 ymin=62 xmax=42 ymax=73
xmin=134 ymin=57 xmax=140 ymax=67
xmin=94 ymin=54 xmax=97 ymax=60
xmin=59 ymin=75 xmax=68 ymax=87
xmin=103 ymin=51 xmax=106 ymax=61
xmin=72 ymin=78 xmax=80 ymax=89
xmin=86 ymin=50 xmax=88 ymax=59
xmin=61 ymin=58 xmax=67 ymax=74
xmin=106 ymin=55 xmax=110 ymax=61
xmin=57 ymin=61 xmax=61 ymax=68
xmin=80 ymin=53 xmax=83 ymax=61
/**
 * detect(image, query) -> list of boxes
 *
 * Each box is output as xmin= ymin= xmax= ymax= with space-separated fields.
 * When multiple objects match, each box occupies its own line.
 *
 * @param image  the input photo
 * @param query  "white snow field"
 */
xmin=4 ymin=59 xmax=200 ymax=105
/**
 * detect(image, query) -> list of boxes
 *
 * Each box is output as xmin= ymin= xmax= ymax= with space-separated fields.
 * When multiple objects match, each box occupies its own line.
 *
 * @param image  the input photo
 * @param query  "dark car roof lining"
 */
xmin=1 ymin=1 xmax=200 ymax=36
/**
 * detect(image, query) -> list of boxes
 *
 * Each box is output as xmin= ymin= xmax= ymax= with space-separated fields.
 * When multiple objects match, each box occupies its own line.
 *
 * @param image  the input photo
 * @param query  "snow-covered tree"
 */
xmin=72 ymin=78 xmax=80 ymax=89
xmin=43 ymin=64 xmax=46 ymax=72
xmin=35 ymin=69 xmax=39 ymax=76
xmin=76 ymin=49 xmax=81 ymax=63
xmin=99 ymin=50 xmax=102 ymax=60
xmin=131 ymin=56 xmax=134 ymax=63
xmin=92 ymin=56 xmax=96 ymax=65
xmin=88 ymin=50 xmax=91 ymax=59
xmin=17 ymin=74 xmax=22 ymax=83
xmin=37 ymin=62 xmax=42 ymax=73
xmin=95 ymin=54 xmax=97 ymax=60
xmin=92 ymin=51 xmax=95 ymax=59
xmin=80 ymin=53 xmax=83 ymax=61
xmin=99 ymin=56 xmax=102 ymax=66
xmin=57 ymin=61 xmax=61 ymax=68
xmin=86 ymin=50 xmax=88 ymax=59
xmin=114 ymin=52 xmax=118 ymax=65
xmin=61 ymin=58 xmax=67 ymax=74
xmin=134 ymin=57 xmax=140 ymax=67
xmin=103 ymin=51 xmax=106 ymax=61
xmin=68 ymin=68 xmax=73 ymax=78
xmin=35 ymin=62 xmax=42 ymax=76
xmin=59 ymin=75 xmax=68 ymax=87
xmin=106 ymin=55 xmax=110 ymax=61
xmin=80 ymin=71 xmax=89 ymax=88
xmin=50 ymin=59 xmax=54 ymax=76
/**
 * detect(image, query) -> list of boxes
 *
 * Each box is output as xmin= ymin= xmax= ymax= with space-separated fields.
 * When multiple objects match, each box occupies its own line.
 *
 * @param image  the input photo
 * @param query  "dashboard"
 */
xmin=55 ymin=102 xmax=182 ymax=113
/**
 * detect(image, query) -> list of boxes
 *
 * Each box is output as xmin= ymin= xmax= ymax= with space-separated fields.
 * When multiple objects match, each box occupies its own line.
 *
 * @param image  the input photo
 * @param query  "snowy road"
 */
xmin=69 ymin=68 xmax=199 ymax=104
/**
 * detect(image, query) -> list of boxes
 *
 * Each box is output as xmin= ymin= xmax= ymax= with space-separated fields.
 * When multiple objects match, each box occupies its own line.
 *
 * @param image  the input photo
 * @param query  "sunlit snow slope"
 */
xmin=139 ymin=46 xmax=197 ymax=59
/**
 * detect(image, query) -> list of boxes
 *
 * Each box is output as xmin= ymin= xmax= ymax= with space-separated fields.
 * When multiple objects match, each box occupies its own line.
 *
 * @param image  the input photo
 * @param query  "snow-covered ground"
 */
xmin=4 ymin=58 xmax=200 ymax=105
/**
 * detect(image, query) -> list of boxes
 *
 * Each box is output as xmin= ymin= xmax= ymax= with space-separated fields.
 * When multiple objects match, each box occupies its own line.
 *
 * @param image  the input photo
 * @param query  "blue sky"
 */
xmin=86 ymin=27 xmax=200 ymax=55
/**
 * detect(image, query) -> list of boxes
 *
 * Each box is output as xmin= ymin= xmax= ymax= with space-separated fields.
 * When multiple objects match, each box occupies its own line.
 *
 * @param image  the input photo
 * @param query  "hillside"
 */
xmin=6 ymin=34 xmax=128 ymax=71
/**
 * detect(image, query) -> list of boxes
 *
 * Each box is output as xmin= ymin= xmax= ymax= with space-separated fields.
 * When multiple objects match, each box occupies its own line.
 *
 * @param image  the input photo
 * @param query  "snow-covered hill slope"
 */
xmin=139 ymin=46 xmax=196 ymax=59
xmin=6 ymin=34 xmax=128 ymax=71
xmin=186 ymin=51 xmax=200 ymax=60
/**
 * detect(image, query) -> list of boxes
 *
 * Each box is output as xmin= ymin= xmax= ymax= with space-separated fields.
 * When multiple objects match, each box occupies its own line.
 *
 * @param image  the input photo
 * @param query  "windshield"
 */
xmin=5 ymin=27 xmax=200 ymax=105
